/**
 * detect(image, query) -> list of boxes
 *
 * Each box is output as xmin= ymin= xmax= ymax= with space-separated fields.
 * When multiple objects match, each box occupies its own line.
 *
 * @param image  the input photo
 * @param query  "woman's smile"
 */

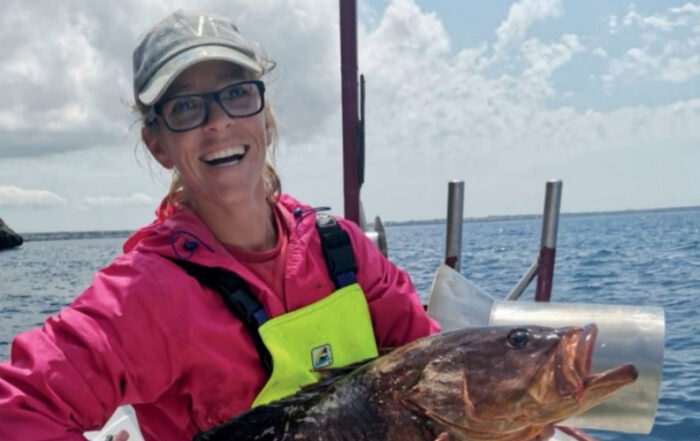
xmin=200 ymin=145 xmax=249 ymax=167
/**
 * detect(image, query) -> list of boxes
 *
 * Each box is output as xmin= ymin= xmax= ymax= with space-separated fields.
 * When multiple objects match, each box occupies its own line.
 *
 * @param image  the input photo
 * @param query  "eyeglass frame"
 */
xmin=146 ymin=79 xmax=266 ymax=132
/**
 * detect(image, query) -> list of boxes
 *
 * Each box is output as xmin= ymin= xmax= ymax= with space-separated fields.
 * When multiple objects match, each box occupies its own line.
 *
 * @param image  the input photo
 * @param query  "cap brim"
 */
xmin=138 ymin=46 xmax=263 ymax=106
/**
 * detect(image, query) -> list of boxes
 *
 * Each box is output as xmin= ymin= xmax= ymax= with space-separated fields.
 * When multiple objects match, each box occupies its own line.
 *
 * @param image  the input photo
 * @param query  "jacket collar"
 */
xmin=122 ymin=193 xmax=316 ymax=269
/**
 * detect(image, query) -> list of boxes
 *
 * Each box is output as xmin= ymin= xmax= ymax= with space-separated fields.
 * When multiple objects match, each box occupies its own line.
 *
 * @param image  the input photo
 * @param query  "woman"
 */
xmin=0 ymin=10 xmax=439 ymax=441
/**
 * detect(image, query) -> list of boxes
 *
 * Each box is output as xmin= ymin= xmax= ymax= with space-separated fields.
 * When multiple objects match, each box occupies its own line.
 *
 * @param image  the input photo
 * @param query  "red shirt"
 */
xmin=225 ymin=205 xmax=289 ymax=305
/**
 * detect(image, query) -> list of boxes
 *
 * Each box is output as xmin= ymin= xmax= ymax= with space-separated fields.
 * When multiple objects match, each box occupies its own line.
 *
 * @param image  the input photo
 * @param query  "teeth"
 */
xmin=202 ymin=146 xmax=245 ymax=162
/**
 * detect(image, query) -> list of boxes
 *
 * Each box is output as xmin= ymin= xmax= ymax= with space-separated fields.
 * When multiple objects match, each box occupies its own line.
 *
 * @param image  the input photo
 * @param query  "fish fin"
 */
xmin=194 ymin=401 xmax=294 ymax=441
xmin=402 ymin=359 xmax=467 ymax=423
xmin=195 ymin=361 xmax=374 ymax=441
xmin=311 ymin=357 xmax=375 ymax=384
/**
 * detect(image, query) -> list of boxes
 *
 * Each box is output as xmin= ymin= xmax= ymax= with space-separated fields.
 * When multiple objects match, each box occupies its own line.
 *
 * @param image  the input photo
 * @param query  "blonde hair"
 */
xmin=136 ymin=73 xmax=282 ymax=209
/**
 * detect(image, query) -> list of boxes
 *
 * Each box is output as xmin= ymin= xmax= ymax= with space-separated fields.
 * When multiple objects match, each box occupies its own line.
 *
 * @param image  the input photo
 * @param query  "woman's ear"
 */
xmin=142 ymin=127 xmax=174 ymax=169
xmin=264 ymin=107 xmax=274 ymax=141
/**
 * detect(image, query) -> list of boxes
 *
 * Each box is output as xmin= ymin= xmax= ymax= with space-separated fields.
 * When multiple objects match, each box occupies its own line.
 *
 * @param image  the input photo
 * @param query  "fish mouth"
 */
xmin=555 ymin=324 xmax=638 ymax=401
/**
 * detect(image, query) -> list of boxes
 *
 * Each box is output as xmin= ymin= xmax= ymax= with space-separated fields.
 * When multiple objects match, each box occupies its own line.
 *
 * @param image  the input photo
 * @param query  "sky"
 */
xmin=1 ymin=0 xmax=699 ymax=232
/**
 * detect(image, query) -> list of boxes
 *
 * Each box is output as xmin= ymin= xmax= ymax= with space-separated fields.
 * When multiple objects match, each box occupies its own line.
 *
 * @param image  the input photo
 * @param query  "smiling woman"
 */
xmin=0 ymin=9 xmax=440 ymax=441
xmin=139 ymin=60 xmax=281 ymax=247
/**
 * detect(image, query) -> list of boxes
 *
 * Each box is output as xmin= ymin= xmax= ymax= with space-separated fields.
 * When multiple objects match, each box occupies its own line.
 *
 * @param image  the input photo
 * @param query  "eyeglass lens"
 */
xmin=160 ymin=81 xmax=263 ymax=131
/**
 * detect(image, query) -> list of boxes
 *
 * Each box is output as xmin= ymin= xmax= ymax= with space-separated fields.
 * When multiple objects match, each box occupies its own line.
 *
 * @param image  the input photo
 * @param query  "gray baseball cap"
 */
xmin=133 ymin=10 xmax=274 ymax=106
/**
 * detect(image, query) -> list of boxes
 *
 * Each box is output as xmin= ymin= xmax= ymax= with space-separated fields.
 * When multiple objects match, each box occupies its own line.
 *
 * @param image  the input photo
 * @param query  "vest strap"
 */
xmin=168 ymin=258 xmax=273 ymax=375
xmin=315 ymin=212 xmax=357 ymax=289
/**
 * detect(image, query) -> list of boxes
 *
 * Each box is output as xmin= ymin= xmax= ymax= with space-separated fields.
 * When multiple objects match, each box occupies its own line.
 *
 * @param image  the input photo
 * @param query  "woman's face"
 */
xmin=144 ymin=60 xmax=270 ymax=208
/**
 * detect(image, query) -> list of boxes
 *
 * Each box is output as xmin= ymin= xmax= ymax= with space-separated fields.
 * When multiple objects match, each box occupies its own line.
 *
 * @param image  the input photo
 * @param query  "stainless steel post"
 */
xmin=505 ymin=258 xmax=539 ymax=300
xmin=444 ymin=181 xmax=465 ymax=272
xmin=535 ymin=180 xmax=562 ymax=301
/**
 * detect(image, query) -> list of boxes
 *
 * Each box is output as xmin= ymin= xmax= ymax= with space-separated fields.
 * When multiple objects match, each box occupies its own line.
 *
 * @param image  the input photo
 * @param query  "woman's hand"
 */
xmin=106 ymin=430 xmax=129 ymax=441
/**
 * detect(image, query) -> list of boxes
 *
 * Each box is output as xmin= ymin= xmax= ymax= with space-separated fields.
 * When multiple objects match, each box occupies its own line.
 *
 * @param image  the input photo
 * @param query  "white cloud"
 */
xmin=659 ymin=55 xmax=700 ymax=82
xmin=76 ymin=193 xmax=155 ymax=208
xmin=0 ymin=185 xmax=66 ymax=207
xmin=0 ymin=2 xmax=136 ymax=157
xmin=493 ymin=0 xmax=563 ymax=57
xmin=520 ymin=34 xmax=585 ymax=98
xmin=621 ymin=3 xmax=699 ymax=31
xmin=604 ymin=45 xmax=700 ymax=84
xmin=603 ymin=3 xmax=700 ymax=85
xmin=608 ymin=14 xmax=619 ymax=34
xmin=592 ymin=47 xmax=609 ymax=58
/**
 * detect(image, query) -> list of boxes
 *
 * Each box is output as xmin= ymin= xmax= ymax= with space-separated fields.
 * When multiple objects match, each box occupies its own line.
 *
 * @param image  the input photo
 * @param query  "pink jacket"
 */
xmin=0 ymin=194 xmax=440 ymax=441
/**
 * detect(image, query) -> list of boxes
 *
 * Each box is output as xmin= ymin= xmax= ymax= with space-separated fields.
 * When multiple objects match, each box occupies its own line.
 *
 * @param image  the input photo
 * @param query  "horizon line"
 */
xmin=12 ymin=204 xmax=700 ymax=238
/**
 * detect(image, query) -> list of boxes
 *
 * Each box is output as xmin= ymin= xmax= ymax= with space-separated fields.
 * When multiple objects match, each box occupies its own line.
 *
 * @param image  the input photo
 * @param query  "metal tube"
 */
xmin=505 ymin=258 xmax=539 ymax=300
xmin=339 ymin=0 xmax=360 ymax=225
xmin=535 ymin=180 xmax=562 ymax=301
xmin=491 ymin=302 xmax=664 ymax=434
xmin=444 ymin=181 xmax=465 ymax=272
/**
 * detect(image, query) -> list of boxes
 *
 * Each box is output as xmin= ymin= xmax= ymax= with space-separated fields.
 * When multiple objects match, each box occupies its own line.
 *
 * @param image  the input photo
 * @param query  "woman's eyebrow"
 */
xmin=165 ymin=82 xmax=194 ymax=98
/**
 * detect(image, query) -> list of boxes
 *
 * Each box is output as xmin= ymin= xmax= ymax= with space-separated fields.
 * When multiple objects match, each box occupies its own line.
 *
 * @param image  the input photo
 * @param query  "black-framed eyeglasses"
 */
xmin=149 ymin=80 xmax=266 ymax=132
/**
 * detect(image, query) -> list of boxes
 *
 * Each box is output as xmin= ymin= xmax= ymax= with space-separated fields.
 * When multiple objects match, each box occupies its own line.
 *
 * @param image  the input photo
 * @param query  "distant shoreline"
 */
xmin=384 ymin=205 xmax=700 ymax=227
xmin=19 ymin=204 xmax=700 ymax=241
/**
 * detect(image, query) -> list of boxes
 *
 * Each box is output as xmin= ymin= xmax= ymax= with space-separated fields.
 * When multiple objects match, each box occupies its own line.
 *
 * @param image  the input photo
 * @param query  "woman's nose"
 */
xmin=203 ymin=100 xmax=233 ymax=131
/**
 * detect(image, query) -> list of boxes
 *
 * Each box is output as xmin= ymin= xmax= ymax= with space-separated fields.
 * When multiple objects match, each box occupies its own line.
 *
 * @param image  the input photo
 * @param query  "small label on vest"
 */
xmin=311 ymin=344 xmax=333 ymax=370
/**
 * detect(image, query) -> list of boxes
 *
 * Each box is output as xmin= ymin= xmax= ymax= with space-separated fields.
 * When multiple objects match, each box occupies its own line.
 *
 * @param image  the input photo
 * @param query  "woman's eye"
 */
xmin=170 ymin=98 xmax=200 ymax=114
xmin=507 ymin=329 xmax=530 ymax=349
xmin=221 ymin=86 xmax=247 ymax=100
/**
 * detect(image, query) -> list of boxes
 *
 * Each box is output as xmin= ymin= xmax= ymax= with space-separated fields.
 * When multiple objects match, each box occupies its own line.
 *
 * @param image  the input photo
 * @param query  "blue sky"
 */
xmin=0 ymin=0 xmax=699 ymax=232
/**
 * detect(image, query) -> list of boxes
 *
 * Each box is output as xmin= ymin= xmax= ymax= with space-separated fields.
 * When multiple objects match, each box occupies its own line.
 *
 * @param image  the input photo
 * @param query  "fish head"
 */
xmin=403 ymin=324 xmax=637 ymax=440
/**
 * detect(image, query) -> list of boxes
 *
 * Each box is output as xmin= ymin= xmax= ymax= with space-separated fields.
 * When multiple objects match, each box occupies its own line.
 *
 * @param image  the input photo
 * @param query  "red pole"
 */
xmin=535 ymin=180 xmax=562 ymax=301
xmin=339 ymin=0 xmax=360 ymax=225
xmin=535 ymin=247 xmax=556 ymax=301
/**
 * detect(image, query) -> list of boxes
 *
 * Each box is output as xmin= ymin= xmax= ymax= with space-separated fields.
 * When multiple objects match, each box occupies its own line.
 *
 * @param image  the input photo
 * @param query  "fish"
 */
xmin=194 ymin=324 xmax=638 ymax=441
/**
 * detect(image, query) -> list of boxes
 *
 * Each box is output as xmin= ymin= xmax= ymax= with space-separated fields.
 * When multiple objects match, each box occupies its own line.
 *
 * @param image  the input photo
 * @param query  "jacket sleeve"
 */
xmin=0 ymin=254 xmax=187 ymax=441
xmin=337 ymin=219 xmax=441 ymax=349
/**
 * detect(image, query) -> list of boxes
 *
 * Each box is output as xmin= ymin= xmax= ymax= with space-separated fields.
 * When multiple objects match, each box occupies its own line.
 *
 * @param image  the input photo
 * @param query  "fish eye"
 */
xmin=507 ymin=329 xmax=530 ymax=349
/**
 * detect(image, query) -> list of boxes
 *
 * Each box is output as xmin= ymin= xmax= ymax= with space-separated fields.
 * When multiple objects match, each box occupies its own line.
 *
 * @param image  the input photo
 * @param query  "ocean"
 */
xmin=1 ymin=207 xmax=698 ymax=440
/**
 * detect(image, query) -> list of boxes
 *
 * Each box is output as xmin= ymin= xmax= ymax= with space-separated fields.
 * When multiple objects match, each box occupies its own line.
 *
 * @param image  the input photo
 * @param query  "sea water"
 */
xmin=1 ymin=208 xmax=698 ymax=440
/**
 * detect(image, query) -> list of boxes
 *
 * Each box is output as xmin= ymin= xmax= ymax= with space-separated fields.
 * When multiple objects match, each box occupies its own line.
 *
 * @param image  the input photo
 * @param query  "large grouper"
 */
xmin=194 ymin=324 xmax=638 ymax=441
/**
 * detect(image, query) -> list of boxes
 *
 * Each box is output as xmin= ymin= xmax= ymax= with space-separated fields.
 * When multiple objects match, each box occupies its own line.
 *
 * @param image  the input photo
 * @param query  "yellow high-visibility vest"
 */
xmin=252 ymin=282 xmax=378 ymax=407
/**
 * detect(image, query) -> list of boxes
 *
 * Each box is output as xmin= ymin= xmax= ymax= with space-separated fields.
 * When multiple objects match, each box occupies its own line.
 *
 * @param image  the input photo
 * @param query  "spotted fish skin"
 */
xmin=194 ymin=325 xmax=638 ymax=441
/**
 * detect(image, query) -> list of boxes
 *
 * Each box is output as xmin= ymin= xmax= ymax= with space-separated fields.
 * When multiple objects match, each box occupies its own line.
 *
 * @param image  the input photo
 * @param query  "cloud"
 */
xmin=0 ymin=0 xmax=698 ymax=230
xmin=604 ymin=46 xmax=700 ymax=84
xmin=520 ymin=34 xmax=585 ymax=97
xmin=0 ymin=185 xmax=66 ymax=207
xmin=592 ymin=47 xmax=609 ymax=58
xmin=493 ymin=0 xmax=563 ymax=57
xmin=659 ymin=54 xmax=700 ymax=82
xmin=621 ymin=3 xmax=699 ymax=31
xmin=603 ymin=2 xmax=700 ymax=85
xmin=350 ymin=0 xmax=700 ymax=220
xmin=608 ymin=14 xmax=619 ymax=34
xmin=0 ymin=2 xmax=139 ymax=158
xmin=76 ymin=193 xmax=155 ymax=209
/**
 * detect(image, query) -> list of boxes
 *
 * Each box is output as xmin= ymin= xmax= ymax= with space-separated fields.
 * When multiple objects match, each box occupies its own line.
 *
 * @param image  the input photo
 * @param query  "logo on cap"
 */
xmin=311 ymin=344 xmax=333 ymax=370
